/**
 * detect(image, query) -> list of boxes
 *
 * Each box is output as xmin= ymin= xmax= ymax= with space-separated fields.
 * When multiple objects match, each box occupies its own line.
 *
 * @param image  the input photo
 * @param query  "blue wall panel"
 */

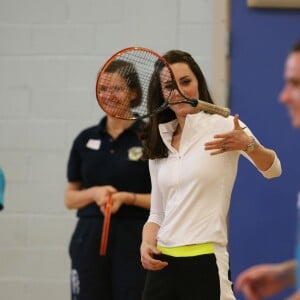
xmin=229 ymin=2 xmax=300 ymax=299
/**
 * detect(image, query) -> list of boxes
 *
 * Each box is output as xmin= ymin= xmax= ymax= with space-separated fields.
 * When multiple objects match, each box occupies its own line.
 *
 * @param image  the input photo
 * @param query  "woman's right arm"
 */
xmin=140 ymin=160 xmax=168 ymax=270
xmin=140 ymin=222 xmax=168 ymax=271
xmin=64 ymin=182 xmax=116 ymax=210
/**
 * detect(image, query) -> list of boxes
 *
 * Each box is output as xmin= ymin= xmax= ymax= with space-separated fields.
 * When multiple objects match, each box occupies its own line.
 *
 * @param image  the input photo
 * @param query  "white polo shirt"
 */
xmin=147 ymin=111 xmax=281 ymax=248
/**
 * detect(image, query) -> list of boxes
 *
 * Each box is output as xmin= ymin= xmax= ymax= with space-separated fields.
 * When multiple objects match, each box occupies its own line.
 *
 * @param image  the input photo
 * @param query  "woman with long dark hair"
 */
xmin=140 ymin=50 xmax=282 ymax=300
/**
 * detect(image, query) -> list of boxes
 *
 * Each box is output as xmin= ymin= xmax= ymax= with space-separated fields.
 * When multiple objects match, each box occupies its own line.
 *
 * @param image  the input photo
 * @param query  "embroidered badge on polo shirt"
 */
xmin=86 ymin=139 xmax=101 ymax=150
xmin=128 ymin=146 xmax=143 ymax=161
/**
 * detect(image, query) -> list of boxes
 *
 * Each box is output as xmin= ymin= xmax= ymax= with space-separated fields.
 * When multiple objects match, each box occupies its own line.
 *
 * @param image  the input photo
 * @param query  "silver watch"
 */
xmin=244 ymin=136 xmax=257 ymax=152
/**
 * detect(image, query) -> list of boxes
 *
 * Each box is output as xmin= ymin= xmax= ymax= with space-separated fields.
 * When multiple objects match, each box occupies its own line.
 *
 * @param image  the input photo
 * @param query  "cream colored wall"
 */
xmin=212 ymin=0 xmax=230 ymax=107
xmin=0 ymin=1 xmax=228 ymax=299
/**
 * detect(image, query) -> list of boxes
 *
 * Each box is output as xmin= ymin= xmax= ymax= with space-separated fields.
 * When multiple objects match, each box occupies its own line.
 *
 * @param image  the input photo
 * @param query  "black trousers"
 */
xmin=69 ymin=217 xmax=146 ymax=300
xmin=142 ymin=253 xmax=220 ymax=300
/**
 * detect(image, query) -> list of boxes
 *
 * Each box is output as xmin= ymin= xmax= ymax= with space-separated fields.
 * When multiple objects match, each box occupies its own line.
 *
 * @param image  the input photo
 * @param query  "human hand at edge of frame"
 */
xmin=286 ymin=291 xmax=300 ymax=300
xmin=140 ymin=242 xmax=168 ymax=271
xmin=235 ymin=263 xmax=290 ymax=300
xmin=204 ymin=114 xmax=252 ymax=155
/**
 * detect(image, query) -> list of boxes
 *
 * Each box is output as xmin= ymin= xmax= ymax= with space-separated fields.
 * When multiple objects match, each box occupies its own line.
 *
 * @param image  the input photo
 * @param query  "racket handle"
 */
xmin=99 ymin=195 xmax=112 ymax=256
xmin=196 ymin=99 xmax=230 ymax=118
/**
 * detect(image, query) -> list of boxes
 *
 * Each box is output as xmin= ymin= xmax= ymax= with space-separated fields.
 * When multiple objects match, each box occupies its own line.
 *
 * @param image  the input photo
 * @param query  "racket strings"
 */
xmin=98 ymin=49 xmax=165 ymax=119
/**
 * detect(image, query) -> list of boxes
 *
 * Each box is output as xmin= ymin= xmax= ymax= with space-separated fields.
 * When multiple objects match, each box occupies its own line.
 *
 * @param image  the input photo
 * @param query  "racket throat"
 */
xmin=169 ymin=99 xmax=198 ymax=107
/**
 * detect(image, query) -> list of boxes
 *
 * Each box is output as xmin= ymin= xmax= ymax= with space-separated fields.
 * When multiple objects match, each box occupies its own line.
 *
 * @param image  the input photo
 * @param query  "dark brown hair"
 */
xmin=104 ymin=60 xmax=143 ymax=108
xmin=291 ymin=41 xmax=300 ymax=53
xmin=141 ymin=50 xmax=214 ymax=159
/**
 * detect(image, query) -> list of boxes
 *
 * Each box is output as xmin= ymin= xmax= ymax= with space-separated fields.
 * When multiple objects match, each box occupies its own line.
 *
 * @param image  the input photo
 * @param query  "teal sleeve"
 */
xmin=0 ymin=167 xmax=5 ymax=210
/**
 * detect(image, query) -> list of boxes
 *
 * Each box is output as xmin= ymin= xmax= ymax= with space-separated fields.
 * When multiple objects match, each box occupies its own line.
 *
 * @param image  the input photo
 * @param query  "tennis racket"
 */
xmin=99 ymin=195 xmax=112 ymax=256
xmin=95 ymin=47 xmax=230 ymax=119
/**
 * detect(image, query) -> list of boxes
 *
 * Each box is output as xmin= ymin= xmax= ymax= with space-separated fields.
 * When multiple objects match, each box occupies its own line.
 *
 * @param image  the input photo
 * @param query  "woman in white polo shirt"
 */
xmin=140 ymin=49 xmax=282 ymax=300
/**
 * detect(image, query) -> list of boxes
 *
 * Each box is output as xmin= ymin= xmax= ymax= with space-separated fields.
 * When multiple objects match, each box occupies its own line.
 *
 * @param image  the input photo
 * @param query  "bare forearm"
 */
xmin=64 ymin=186 xmax=95 ymax=210
xmin=142 ymin=222 xmax=160 ymax=246
xmin=246 ymin=144 xmax=277 ymax=171
xmin=280 ymin=260 xmax=296 ymax=287
xmin=129 ymin=193 xmax=151 ymax=210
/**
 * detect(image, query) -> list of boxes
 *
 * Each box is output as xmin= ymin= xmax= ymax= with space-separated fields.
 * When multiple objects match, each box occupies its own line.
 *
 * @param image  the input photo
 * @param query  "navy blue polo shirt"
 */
xmin=67 ymin=117 xmax=151 ymax=219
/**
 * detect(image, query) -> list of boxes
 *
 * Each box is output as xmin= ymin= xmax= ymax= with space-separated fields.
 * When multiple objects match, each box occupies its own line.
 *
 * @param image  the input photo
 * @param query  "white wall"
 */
xmin=0 ymin=0 xmax=226 ymax=299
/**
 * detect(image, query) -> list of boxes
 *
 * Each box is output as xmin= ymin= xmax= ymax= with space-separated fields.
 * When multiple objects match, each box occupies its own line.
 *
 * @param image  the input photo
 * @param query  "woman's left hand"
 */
xmin=204 ymin=114 xmax=252 ymax=155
